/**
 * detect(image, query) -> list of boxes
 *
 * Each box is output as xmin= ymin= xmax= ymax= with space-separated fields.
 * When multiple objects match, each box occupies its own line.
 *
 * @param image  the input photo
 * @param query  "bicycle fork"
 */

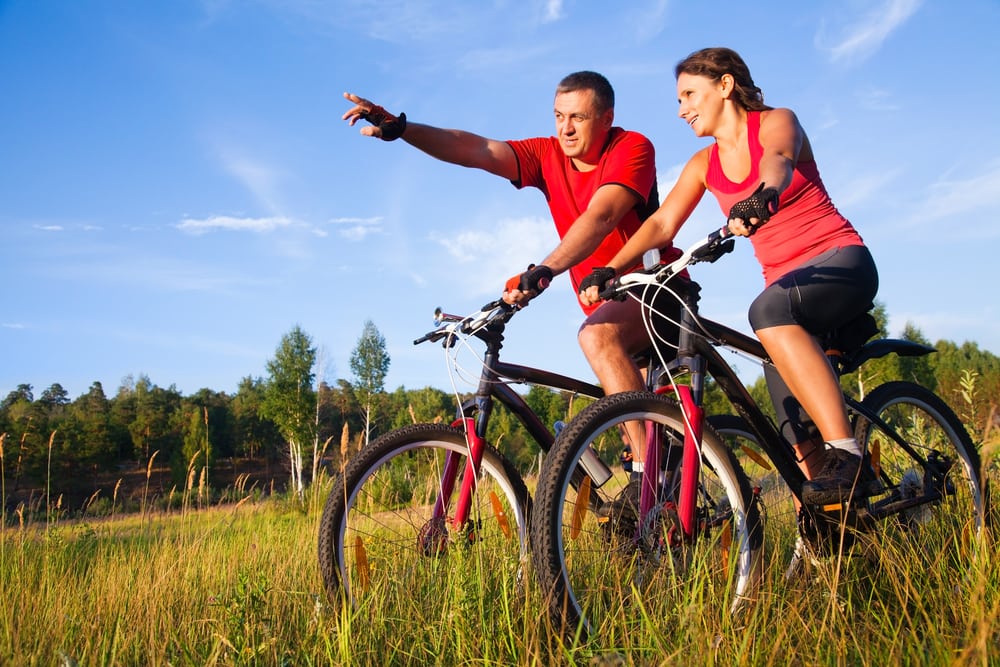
xmin=420 ymin=416 xmax=506 ymax=555
xmin=444 ymin=417 xmax=485 ymax=533
xmin=641 ymin=284 xmax=709 ymax=544
xmin=639 ymin=385 xmax=704 ymax=543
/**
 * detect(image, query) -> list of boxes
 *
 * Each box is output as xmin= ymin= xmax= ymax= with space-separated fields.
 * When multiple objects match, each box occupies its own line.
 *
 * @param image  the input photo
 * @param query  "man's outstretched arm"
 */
xmin=342 ymin=92 xmax=518 ymax=181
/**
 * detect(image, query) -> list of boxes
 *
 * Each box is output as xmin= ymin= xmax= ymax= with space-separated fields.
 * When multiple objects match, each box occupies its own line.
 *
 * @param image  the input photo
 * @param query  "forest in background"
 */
xmin=2 ymin=304 xmax=998 ymax=518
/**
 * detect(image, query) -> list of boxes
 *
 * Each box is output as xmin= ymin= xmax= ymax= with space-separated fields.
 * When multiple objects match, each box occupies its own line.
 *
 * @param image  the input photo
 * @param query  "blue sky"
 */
xmin=2 ymin=0 xmax=998 ymax=401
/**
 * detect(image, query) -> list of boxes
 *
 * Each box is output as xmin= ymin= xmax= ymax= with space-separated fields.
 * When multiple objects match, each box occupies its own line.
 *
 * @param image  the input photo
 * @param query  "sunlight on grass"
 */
xmin=1 ymin=440 xmax=997 ymax=665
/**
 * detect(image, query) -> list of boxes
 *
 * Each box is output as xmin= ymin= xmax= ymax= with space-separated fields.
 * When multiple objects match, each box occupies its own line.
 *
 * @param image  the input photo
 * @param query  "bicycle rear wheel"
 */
xmin=318 ymin=423 xmax=531 ymax=613
xmin=531 ymin=392 xmax=764 ymax=638
xmin=853 ymin=381 xmax=986 ymax=550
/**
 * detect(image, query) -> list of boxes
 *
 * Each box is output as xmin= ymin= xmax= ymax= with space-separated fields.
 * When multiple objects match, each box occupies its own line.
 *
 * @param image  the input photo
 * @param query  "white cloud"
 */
xmin=329 ymin=216 xmax=384 ymax=241
xmin=854 ymin=85 xmax=900 ymax=112
xmin=35 ymin=225 xmax=64 ymax=232
xmin=627 ymin=0 xmax=670 ymax=43
xmin=542 ymin=0 xmax=563 ymax=23
xmin=2 ymin=323 xmax=26 ymax=329
xmin=176 ymin=215 xmax=293 ymax=235
xmin=906 ymin=161 xmax=1000 ymax=228
xmin=431 ymin=215 xmax=556 ymax=295
xmin=657 ymin=162 xmax=685 ymax=197
xmin=818 ymin=0 xmax=922 ymax=64
xmin=217 ymin=152 xmax=285 ymax=214
xmin=457 ymin=44 xmax=554 ymax=73
xmin=833 ymin=167 xmax=901 ymax=210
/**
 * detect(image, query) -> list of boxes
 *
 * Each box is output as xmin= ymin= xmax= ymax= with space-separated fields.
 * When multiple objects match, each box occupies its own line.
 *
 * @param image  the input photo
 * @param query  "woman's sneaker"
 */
xmin=801 ymin=447 xmax=881 ymax=505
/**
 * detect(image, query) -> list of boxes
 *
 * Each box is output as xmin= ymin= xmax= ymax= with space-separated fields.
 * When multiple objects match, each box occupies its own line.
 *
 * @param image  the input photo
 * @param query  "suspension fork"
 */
xmin=643 ymin=280 xmax=705 ymax=539
xmin=433 ymin=344 xmax=499 ymax=529
xmin=445 ymin=417 xmax=487 ymax=530
xmin=674 ymin=384 xmax=704 ymax=538
xmin=432 ymin=418 xmax=489 ymax=530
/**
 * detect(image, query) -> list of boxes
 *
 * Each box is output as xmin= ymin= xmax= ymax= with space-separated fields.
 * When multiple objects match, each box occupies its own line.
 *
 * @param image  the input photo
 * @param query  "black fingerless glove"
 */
xmin=578 ymin=267 xmax=616 ymax=294
xmin=728 ymin=182 xmax=780 ymax=234
xmin=520 ymin=264 xmax=553 ymax=293
xmin=505 ymin=264 xmax=553 ymax=294
xmin=360 ymin=104 xmax=407 ymax=141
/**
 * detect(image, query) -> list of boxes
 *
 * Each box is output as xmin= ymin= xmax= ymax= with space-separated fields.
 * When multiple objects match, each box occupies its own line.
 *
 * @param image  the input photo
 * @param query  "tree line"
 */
xmin=2 ymin=305 xmax=998 ymax=515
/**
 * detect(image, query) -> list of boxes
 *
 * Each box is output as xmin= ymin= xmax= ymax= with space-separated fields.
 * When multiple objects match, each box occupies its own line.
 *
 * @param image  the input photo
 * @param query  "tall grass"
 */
xmin=1 ymin=428 xmax=998 ymax=665
xmin=2 ymin=472 xmax=996 ymax=665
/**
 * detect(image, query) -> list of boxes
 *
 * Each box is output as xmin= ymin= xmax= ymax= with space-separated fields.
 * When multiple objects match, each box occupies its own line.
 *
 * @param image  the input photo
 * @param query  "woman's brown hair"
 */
xmin=675 ymin=47 xmax=770 ymax=111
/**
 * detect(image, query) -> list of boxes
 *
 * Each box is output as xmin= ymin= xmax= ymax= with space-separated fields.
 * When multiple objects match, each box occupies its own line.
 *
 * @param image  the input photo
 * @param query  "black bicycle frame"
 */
xmin=662 ymin=282 xmax=935 ymax=508
xmin=454 ymin=320 xmax=604 ymax=450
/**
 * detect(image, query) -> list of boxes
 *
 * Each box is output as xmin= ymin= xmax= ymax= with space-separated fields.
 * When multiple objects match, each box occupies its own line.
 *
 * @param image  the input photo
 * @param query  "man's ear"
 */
xmin=602 ymin=108 xmax=615 ymax=129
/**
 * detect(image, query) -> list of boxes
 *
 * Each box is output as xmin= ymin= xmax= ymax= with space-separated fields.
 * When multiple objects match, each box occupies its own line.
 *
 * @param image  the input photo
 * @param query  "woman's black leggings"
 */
xmin=748 ymin=244 xmax=879 ymax=445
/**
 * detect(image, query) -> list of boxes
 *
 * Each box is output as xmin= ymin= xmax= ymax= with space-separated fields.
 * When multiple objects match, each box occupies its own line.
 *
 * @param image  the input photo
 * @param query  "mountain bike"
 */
xmin=317 ymin=299 xmax=752 ymax=621
xmin=316 ymin=301 xmax=616 ymax=615
xmin=529 ymin=228 xmax=987 ymax=638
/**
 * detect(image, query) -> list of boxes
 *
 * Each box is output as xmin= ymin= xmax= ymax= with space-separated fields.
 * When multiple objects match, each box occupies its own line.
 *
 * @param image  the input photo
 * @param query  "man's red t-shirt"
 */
xmin=507 ymin=128 xmax=675 ymax=314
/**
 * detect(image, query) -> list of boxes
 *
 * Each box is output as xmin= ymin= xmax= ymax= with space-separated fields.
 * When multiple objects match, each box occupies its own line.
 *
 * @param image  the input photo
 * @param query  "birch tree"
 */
xmin=262 ymin=326 xmax=316 ymax=497
xmin=349 ymin=320 xmax=390 ymax=448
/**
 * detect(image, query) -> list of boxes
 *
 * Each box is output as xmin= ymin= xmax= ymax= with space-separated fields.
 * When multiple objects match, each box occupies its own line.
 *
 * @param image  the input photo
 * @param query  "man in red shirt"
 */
xmin=342 ymin=71 xmax=680 ymax=405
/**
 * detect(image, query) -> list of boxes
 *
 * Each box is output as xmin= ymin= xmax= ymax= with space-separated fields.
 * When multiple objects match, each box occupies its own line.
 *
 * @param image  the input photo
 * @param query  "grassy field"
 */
xmin=2 ymin=460 xmax=998 ymax=666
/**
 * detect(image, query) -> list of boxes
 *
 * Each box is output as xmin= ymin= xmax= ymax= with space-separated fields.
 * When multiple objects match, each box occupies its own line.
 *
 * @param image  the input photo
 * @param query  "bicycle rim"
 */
xmin=854 ymin=381 xmax=986 ymax=555
xmin=318 ymin=423 xmax=530 ymax=614
xmin=710 ymin=414 xmax=799 ymax=550
xmin=532 ymin=392 xmax=763 ymax=638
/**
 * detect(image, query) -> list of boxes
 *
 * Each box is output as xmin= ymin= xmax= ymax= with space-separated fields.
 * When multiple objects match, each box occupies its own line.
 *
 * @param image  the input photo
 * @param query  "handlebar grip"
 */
xmin=597 ymin=278 xmax=627 ymax=302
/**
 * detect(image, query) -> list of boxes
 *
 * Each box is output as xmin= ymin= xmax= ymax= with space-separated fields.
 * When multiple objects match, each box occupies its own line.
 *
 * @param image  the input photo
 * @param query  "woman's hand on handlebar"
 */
xmin=727 ymin=182 xmax=779 ymax=236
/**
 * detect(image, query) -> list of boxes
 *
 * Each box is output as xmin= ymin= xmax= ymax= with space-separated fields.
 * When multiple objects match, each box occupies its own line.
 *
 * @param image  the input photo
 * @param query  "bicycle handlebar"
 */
xmin=414 ymin=227 xmax=740 ymax=343
xmin=598 ymin=226 xmax=737 ymax=300
xmin=413 ymin=299 xmax=517 ymax=346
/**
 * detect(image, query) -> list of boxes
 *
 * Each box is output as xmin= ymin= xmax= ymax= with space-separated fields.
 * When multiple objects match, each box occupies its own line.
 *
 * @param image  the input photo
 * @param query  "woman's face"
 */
xmin=676 ymin=72 xmax=725 ymax=138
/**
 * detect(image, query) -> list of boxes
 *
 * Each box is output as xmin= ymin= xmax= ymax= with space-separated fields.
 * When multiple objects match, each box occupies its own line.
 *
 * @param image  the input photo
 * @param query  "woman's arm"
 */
xmin=756 ymin=107 xmax=804 ymax=193
xmin=578 ymin=149 xmax=709 ymax=305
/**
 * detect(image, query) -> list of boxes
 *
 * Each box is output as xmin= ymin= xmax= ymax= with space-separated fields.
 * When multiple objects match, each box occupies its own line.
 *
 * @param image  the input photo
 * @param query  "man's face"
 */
xmin=553 ymin=89 xmax=612 ymax=166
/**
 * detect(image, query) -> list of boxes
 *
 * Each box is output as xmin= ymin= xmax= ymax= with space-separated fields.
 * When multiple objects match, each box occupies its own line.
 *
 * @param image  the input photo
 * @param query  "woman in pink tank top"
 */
xmin=579 ymin=47 xmax=880 ymax=507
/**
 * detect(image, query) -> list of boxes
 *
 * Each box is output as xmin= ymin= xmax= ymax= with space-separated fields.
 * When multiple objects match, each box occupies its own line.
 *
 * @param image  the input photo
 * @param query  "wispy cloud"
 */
xmin=457 ymin=44 xmax=554 ymax=73
xmin=245 ymin=0 xmax=472 ymax=43
xmin=431 ymin=216 xmax=556 ymax=295
xmin=626 ymin=0 xmax=670 ymax=43
xmin=2 ymin=323 xmax=26 ymax=330
xmin=542 ymin=0 xmax=564 ymax=23
xmin=328 ymin=216 xmax=384 ymax=241
xmin=216 ymin=150 xmax=286 ymax=214
xmin=854 ymin=85 xmax=900 ymax=112
xmin=904 ymin=161 xmax=1000 ymax=229
xmin=817 ymin=0 xmax=922 ymax=64
xmin=657 ymin=162 xmax=685 ymax=197
xmin=176 ymin=215 xmax=293 ymax=235
xmin=31 ymin=222 xmax=103 ymax=233
xmin=834 ymin=167 xmax=901 ymax=210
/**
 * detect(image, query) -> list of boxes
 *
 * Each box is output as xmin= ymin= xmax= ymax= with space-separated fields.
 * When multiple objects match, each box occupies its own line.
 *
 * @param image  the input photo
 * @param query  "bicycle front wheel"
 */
xmin=531 ymin=391 xmax=764 ymax=638
xmin=854 ymin=381 xmax=987 ymax=548
xmin=318 ymin=423 xmax=531 ymax=613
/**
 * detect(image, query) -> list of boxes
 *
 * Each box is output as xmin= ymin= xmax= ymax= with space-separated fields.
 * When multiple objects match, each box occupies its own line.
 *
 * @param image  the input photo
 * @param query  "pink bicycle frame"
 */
xmin=640 ymin=384 xmax=704 ymax=539
xmin=430 ymin=417 xmax=485 ymax=531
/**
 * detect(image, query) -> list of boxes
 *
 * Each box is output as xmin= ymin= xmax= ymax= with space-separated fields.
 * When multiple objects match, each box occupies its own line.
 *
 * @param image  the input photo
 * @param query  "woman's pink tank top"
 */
xmin=705 ymin=111 xmax=863 ymax=285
